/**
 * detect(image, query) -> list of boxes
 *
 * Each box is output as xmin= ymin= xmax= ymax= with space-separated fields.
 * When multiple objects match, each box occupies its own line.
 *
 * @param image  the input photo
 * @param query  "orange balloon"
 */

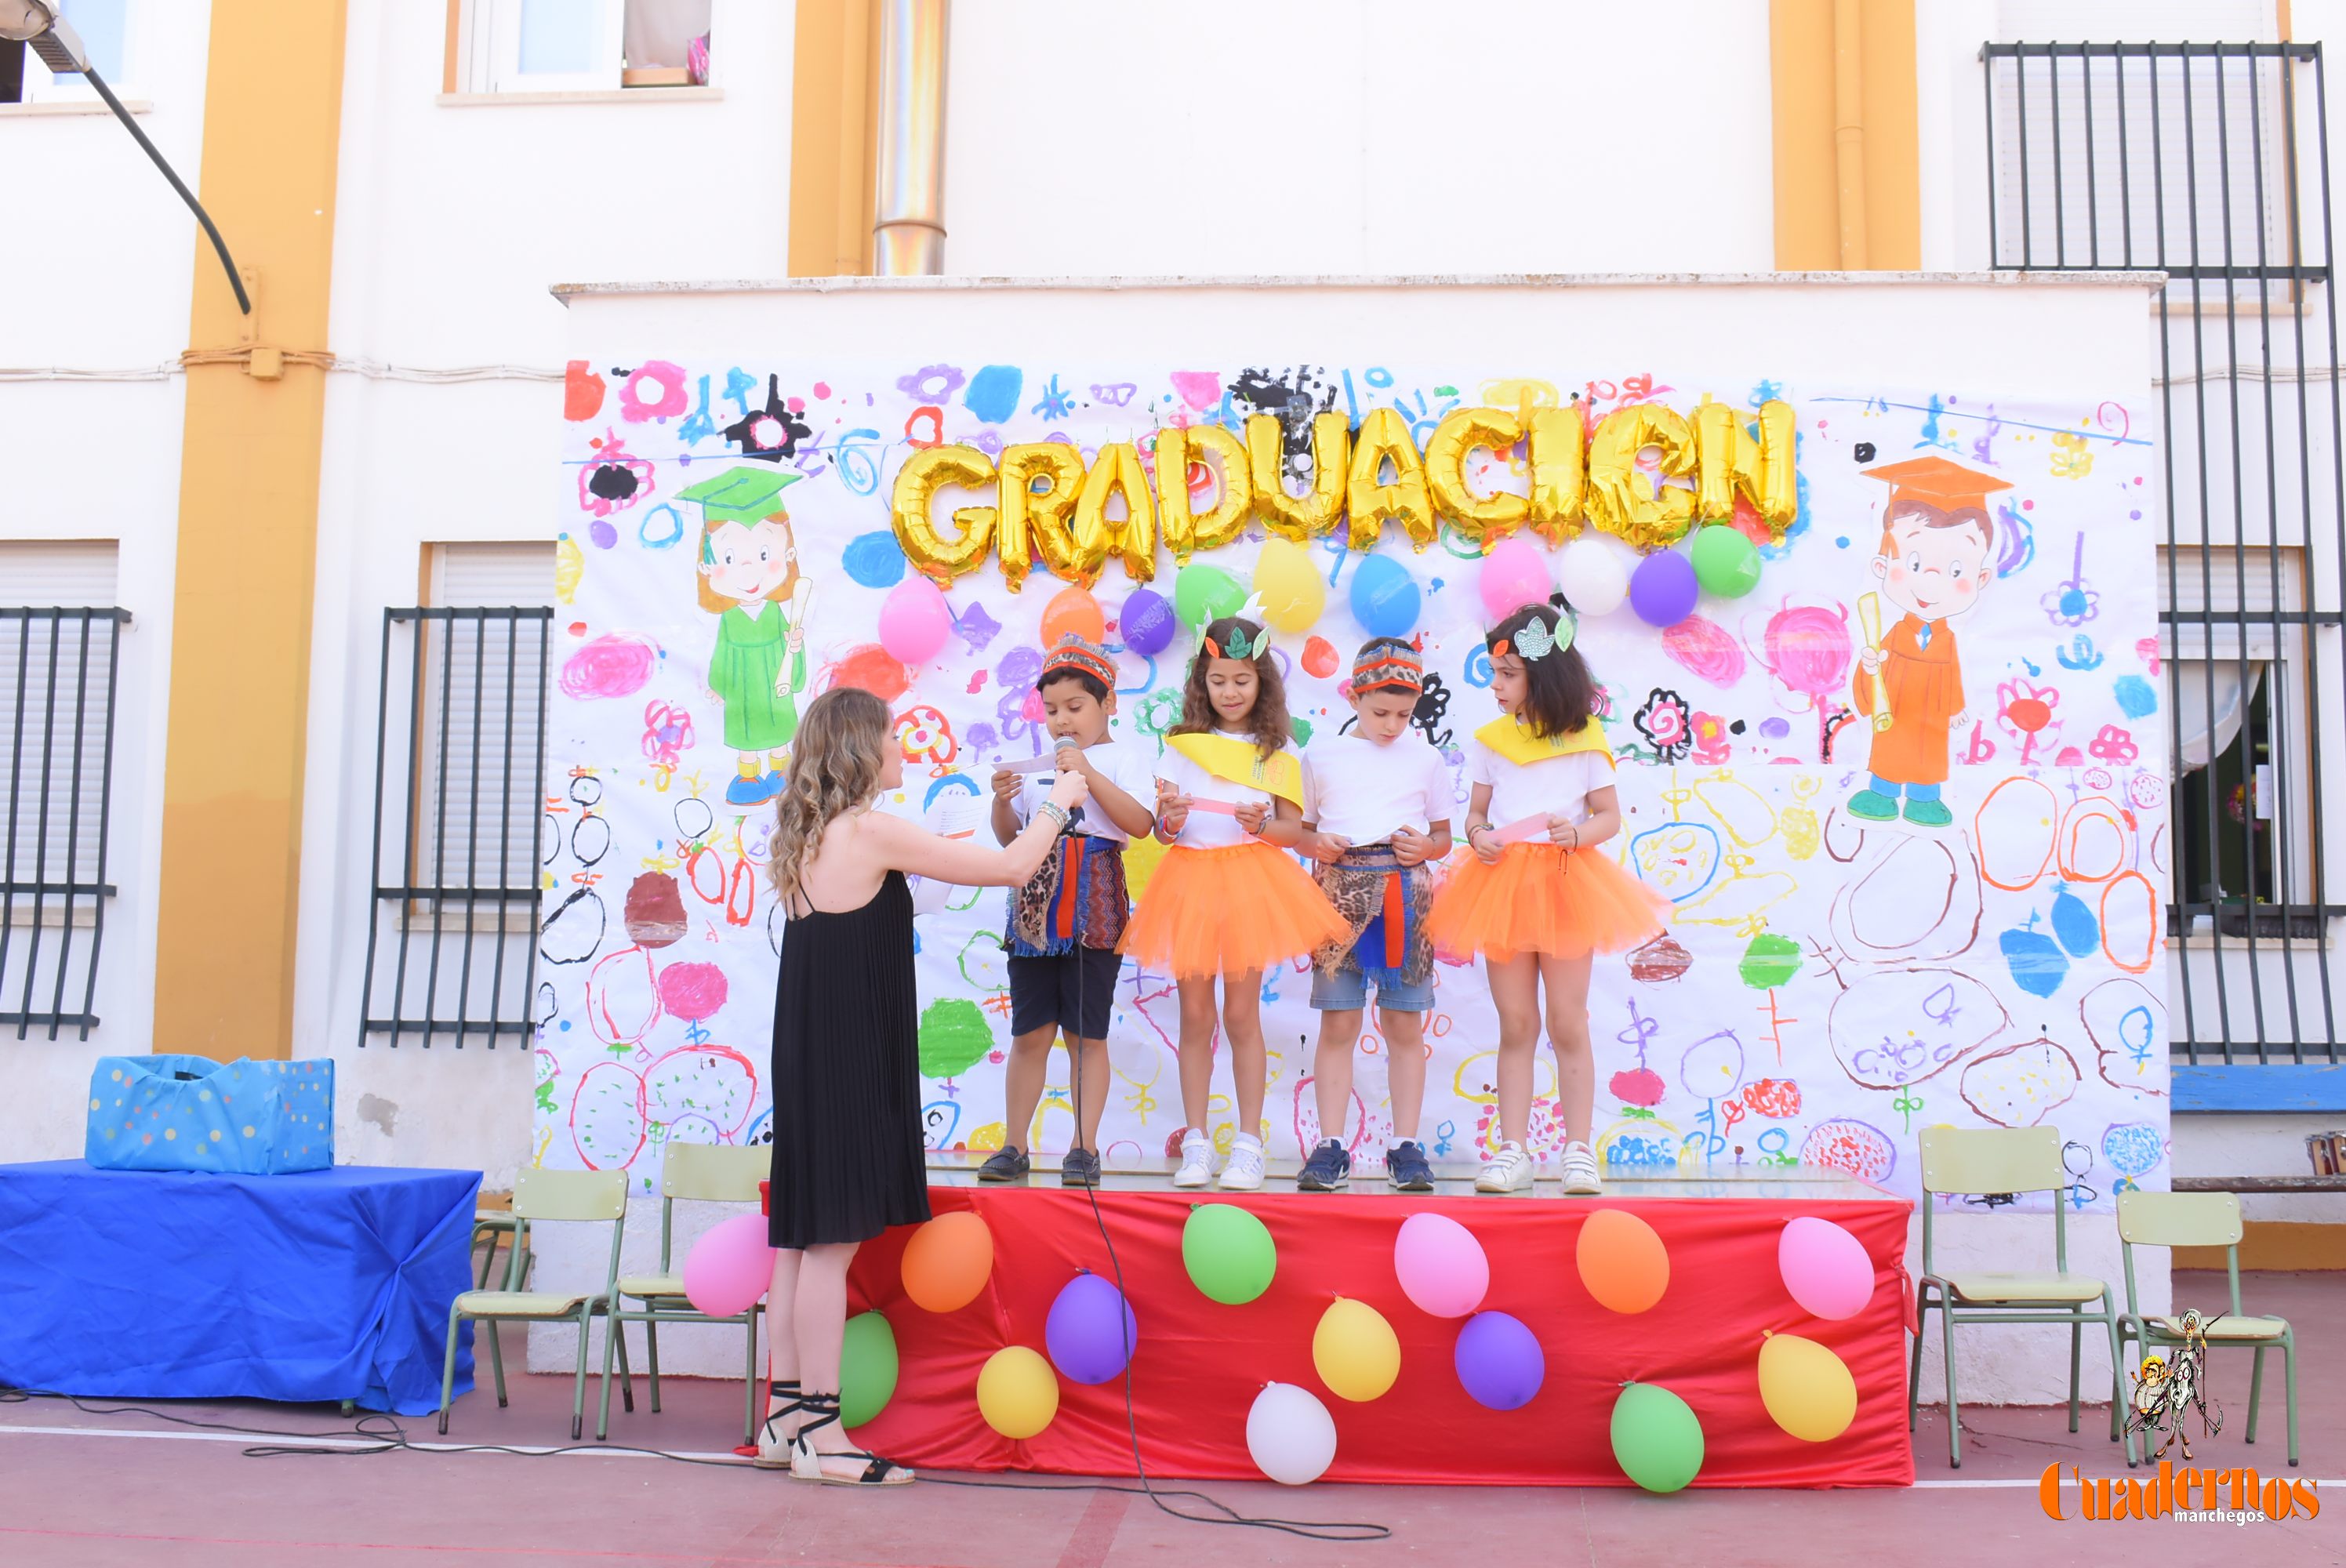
xmin=1040 ymin=586 xmax=1106 ymax=651
xmin=901 ymin=1210 xmax=994 ymax=1312
xmin=1576 ymin=1208 xmax=1669 ymax=1314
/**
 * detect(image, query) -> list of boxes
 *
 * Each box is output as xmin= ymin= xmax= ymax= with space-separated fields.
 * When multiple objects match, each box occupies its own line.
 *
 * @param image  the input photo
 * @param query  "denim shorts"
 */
xmin=1308 ymin=962 xmax=1433 ymax=1014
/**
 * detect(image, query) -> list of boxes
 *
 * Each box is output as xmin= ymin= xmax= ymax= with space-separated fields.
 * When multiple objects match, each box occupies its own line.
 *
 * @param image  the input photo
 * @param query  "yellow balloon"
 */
xmin=1693 ymin=399 xmax=1797 ymax=539
xmin=1346 ymin=406 xmax=1437 ymax=552
xmin=1073 ymin=440 xmax=1160 ymax=584
xmin=1311 ymin=1296 xmax=1400 ymax=1403
xmin=1425 ymin=406 xmax=1528 ymax=544
xmin=997 ymin=442 xmax=1095 ymax=592
xmin=1251 ymin=537 xmax=1325 ymax=633
xmin=976 ymin=1345 xmax=1060 ymax=1440
xmin=1247 ymin=412 xmax=1349 ymax=543
xmin=1756 ymin=1331 xmax=1856 ymax=1443
xmin=892 ymin=445 xmax=999 ymax=585
xmin=1155 ymin=424 xmax=1252 ymax=561
xmin=1526 ymin=408 xmax=1588 ymax=545
xmin=1585 ymin=403 xmax=1698 ymax=550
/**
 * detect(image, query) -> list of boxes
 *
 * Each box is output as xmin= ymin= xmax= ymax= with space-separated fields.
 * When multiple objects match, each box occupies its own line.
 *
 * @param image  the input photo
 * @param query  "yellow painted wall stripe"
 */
xmin=788 ymin=0 xmax=877 ymax=277
xmin=1770 ymin=0 xmax=1918 ymax=270
xmin=153 ymin=0 xmax=348 ymax=1062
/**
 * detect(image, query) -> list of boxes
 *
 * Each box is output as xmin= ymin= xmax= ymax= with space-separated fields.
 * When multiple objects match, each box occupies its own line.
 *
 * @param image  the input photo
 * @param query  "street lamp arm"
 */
xmin=81 ymin=63 xmax=252 ymax=317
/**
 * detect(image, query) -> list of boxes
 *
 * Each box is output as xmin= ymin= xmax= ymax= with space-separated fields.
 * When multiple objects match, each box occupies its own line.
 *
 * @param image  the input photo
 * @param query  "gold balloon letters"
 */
xmin=888 ymin=398 xmax=1799 ymax=586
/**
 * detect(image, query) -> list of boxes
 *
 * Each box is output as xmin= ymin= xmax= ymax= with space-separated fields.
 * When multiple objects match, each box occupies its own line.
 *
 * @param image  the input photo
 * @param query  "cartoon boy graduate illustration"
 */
xmin=678 ymin=466 xmax=814 ymax=808
xmin=1846 ymin=456 xmax=2011 ymax=827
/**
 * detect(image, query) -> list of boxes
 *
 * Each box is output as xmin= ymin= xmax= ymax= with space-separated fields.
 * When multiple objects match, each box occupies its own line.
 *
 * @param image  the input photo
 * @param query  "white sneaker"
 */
xmin=1560 ymin=1141 xmax=1604 ymax=1196
xmin=1218 ymin=1133 xmax=1267 ymax=1191
xmin=1173 ymin=1131 xmax=1215 ymax=1189
xmin=1475 ymin=1140 xmax=1534 ymax=1193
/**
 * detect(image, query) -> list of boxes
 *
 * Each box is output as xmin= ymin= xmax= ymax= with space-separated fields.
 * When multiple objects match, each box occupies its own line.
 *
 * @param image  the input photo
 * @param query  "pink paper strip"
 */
xmin=1492 ymin=814 xmax=1555 ymax=844
xmin=1183 ymin=798 xmax=1240 ymax=816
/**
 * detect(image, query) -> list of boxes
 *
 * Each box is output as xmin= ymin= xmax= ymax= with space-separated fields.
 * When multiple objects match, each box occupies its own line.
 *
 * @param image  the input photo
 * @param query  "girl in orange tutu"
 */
xmin=1427 ymin=597 xmax=1670 ymax=1198
xmin=1125 ymin=612 xmax=1346 ymax=1191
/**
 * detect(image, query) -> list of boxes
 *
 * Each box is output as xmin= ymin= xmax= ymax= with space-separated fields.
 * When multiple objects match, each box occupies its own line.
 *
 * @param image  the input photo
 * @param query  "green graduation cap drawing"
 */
xmin=681 ymin=466 xmax=812 ymax=807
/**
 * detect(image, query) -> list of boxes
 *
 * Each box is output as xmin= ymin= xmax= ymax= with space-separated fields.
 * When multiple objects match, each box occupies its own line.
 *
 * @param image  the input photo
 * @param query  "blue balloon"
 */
xmin=1120 ymin=588 xmax=1178 ymax=656
xmin=1349 ymin=554 xmax=1420 ymax=638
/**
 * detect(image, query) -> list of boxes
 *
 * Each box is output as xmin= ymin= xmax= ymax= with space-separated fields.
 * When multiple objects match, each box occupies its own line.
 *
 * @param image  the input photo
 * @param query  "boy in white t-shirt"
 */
xmin=983 ymin=635 xmax=1157 ymax=1186
xmin=1293 ymin=638 xmax=1454 ymax=1192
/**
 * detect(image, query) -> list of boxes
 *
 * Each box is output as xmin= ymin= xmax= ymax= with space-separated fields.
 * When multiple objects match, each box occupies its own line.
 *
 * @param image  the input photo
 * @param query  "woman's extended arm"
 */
xmin=864 ymin=772 xmax=1089 ymax=887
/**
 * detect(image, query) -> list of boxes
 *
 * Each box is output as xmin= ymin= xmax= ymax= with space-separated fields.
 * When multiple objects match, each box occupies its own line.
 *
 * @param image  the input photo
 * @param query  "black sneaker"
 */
xmin=976 ymin=1147 xmax=1030 ymax=1183
xmin=1385 ymin=1140 xmax=1435 ymax=1192
xmin=1059 ymin=1147 xmax=1102 ymax=1187
xmin=1295 ymin=1138 xmax=1351 ymax=1191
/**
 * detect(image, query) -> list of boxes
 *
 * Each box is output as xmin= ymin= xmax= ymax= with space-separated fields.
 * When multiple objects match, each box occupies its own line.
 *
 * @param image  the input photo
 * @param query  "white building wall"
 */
xmin=296 ymin=0 xmax=798 ymax=1185
xmin=0 ymin=0 xmax=212 ymax=1160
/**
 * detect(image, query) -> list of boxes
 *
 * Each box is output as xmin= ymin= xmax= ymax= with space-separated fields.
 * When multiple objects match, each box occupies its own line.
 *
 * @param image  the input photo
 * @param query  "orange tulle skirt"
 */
xmin=1427 ymin=842 xmax=1671 ymax=962
xmin=1120 ymin=842 xmax=1349 ymax=981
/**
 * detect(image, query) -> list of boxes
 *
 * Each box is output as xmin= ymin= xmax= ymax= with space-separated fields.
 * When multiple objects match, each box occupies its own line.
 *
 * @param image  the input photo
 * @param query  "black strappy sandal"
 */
xmin=752 ymin=1379 xmax=802 ymax=1470
xmin=789 ymin=1392 xmax=913 ymax=1485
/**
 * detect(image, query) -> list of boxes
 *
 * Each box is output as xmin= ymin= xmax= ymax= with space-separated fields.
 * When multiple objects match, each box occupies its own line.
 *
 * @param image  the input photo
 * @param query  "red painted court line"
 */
xmin=0 ymin=1526 xmax=958 ymax=1568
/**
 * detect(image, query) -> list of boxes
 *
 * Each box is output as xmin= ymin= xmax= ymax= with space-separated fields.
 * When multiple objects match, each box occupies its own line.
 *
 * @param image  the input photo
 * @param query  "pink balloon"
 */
xmin=1393 ymin=1212 xmax=1489 ymax=1318
xmin=683 ymin=1210 xmax=774 ymax=1318
xmin=1479 ymin=537 xmax=1552 ymax=624
xmin=1777 ymin=1216 xmax=1874 ymax=1321
xmin=877 ymin=577 xmax=952 ymax=666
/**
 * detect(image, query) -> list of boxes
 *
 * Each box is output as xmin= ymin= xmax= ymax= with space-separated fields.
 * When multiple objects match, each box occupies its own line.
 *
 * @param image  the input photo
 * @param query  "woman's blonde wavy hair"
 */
xmin=767 ymin=686 xmax=891 ymax=906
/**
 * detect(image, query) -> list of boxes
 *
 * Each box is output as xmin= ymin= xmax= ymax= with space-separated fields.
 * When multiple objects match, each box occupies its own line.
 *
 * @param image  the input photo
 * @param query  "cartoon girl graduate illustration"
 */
xmin=678 ymin=466 xmax=815 ymax=808
xmin=1847 ymin=456 xmax=2011 ymax=826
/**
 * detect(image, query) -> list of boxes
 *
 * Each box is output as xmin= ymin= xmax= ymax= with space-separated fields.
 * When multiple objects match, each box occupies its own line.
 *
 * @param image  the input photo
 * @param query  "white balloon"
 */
xmin=1556 ymin=535 xmax=1630 ymax=618
xmin=1246 ymin=1381 xmax=1338 ymax=1486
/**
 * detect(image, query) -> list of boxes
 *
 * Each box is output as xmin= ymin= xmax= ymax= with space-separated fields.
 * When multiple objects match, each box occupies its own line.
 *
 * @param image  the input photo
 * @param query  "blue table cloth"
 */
xmin=0 ymin=1160 xmax=481 ymax=1416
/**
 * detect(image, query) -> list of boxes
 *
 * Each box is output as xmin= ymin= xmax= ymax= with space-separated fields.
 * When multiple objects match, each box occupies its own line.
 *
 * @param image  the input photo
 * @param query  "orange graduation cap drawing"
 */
xmin=1847 ymin=456 xmax=2014 ymax=828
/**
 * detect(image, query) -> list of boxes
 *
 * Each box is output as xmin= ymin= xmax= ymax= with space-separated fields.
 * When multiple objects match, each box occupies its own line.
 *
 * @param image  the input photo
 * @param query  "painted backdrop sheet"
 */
xmin=536 ymin=358 xmax=2169 ymax=1209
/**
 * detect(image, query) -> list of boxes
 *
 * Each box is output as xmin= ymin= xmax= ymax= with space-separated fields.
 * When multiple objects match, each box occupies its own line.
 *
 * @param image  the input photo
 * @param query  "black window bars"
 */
xmin=0 ymin=607 xmax=126 ymax=1040
xmin=358 ymin=606 xmax=551 ymax=1047
xmin=1985 ymin=40 xmax=2344 ymax=1065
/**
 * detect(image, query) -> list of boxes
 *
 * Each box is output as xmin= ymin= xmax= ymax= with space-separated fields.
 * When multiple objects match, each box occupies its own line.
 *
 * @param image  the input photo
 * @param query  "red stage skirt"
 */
xmin=843 ymin=1185 xmax=1914 ymax=1488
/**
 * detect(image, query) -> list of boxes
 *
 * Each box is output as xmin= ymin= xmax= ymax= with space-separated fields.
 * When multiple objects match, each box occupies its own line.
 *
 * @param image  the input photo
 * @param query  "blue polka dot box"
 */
xmin=84 ymin=1055 xmax=336 ymax=1174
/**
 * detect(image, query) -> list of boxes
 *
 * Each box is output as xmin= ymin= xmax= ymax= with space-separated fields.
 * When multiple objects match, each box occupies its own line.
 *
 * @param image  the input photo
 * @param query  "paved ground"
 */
xmin=2 ymin=1272 xmax=2336 ymax=1567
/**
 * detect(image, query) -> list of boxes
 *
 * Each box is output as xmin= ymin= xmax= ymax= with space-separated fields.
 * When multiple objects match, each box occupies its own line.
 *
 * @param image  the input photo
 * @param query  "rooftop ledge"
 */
xmin=552 ymin=270 xmax=2168 ymax=302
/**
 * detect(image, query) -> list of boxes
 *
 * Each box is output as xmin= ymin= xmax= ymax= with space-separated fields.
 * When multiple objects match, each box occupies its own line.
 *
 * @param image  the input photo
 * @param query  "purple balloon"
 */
xmin=1454 ymin=1310 xmax=1545 ymax=1411
xmin=1044 ymin=1272 xmax=1137 ymax=1385
xmin=1120 ymin=589 xmax=1177 ymax=657
xmin=1629 ymin=550 xmax=1699 ymax=628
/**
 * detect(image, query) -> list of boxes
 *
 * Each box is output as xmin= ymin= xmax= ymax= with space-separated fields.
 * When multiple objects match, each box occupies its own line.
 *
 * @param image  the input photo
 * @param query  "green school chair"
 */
xmin=1910 ymin=1126 xmax=2126 ymax=1468
xmin=471 ymin=1208 xmax=518 ymax=1290
xmin=610 ymin=1143 xmax=772 ymax=1446
xmin=2115 ymin=1189 xmax=2297 ymax=1469
xmin=438 ymin=1167 xmax=634 ymax=1443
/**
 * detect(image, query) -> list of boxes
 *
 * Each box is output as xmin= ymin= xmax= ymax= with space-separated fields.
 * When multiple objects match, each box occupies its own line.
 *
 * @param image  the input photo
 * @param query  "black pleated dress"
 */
xmin=767 ymin=870 xmax=932 ymax=1248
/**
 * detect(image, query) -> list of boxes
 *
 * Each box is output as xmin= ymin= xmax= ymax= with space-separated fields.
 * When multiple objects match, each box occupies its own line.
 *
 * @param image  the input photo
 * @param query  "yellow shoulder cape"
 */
xmin=1165 ymin=731 xmax=1305 ymax=804
xmin=1473 ymin=717 xmax=1615 ymax=769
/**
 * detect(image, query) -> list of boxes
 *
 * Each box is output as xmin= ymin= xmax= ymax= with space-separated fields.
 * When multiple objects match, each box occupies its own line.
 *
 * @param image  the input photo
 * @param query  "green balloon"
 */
xmin=1610 ymin=1382 xmax=1705 ymax=1493
xmin=1738 ymin=932 xmax=1803 ymax=990
xmin=1182 ymin=1203 xmax=1276 ymax=1304
xmin=1689 ymin=524 xmax=1763 ymax=598
xmin=1174 ymin=564 xmax=1245 ymax=628
xmin=841 ymin=1310 xmax=899 ymax=1428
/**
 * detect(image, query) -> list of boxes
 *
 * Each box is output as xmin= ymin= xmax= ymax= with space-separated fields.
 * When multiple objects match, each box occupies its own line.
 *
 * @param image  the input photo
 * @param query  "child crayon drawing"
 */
xmin=680 ymin=466 xmax=814 ymax=808
xmin=1845 ymin=456 xmax=2012 ymax=828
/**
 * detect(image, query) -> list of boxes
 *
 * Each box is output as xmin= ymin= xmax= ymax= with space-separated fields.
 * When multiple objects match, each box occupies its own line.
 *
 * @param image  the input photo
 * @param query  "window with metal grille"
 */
xmin=357 ymin=543 xmax=553 ymax=1046
xmin=0 ymin=541 xmax=125 ymax=1041
xmin=1985 ymin=34 xmax=2344 ymax=1064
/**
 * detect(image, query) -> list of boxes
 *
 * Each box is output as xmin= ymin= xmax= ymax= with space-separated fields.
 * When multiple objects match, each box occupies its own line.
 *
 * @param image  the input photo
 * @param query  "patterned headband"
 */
xmin=1352 ymin=637 xmax=1424 ymax=691
xmin=1040 ymin=633 xmax=1118 ymax=690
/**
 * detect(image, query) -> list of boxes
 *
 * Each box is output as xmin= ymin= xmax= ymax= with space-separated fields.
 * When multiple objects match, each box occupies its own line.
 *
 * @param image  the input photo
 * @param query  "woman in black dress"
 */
xmin=756 ymin=687 xmax=1087 ymax=1484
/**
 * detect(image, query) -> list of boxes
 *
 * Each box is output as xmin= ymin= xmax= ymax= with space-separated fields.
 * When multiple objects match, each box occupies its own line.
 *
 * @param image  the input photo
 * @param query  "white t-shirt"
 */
xmin=1007 ymin=739 xmax=1158 ymax=844
xmin=1302 ymin=732 xmax=1454 ymax=844
xmin=1156 ymin=731 xmax=1300 ymax=849
xmin=1465 ymin=742 xmax=1614 ymax=833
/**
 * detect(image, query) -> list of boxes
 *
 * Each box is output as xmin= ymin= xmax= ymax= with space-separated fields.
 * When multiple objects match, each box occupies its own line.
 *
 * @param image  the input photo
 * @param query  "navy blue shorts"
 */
xmin=1008 ymin=946 xmax=1122 ymax=1040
